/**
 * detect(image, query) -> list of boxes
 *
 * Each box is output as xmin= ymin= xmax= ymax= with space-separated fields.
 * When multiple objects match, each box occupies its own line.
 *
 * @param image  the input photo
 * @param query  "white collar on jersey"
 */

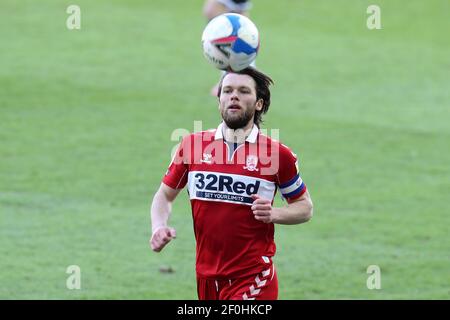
xmin=214 ymin=122 xmax=259 ymax=143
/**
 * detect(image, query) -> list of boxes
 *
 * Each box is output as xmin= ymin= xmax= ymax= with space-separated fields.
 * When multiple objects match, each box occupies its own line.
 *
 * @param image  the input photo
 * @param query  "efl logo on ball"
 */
xmin=201 ymin=13 xmax=259 ymax=71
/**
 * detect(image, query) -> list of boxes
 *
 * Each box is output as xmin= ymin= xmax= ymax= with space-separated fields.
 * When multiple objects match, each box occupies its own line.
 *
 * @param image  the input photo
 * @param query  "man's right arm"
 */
xmin=150 ymin=182 xmax=182 ymax=252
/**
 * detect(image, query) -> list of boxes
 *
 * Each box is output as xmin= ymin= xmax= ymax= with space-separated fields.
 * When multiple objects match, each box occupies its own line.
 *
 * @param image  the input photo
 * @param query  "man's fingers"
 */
xmin=252 ymin=197 xmax=271 ymax=205
xmin=253 ymin=210 xmax=270 ymax=216
xmin=162 ymin=228 xmax=177 ymax=239
xmin=152 ymin=227 xmax=176 ymax=240
xmin=251 ymin=204 xmax=271 ymax=211
xmin=159 ymin=234 xmax=172 ymax=244
xmin=150 ymin=227 xmax=176 ymax=252
xmin=253 ymin=215 xmax=271 ymax=223
xmin=151 ymin=242 xmax=162 ymax=252
xmin=251 ymin=196 xmax=272 ymax=223
xmin=164 ymin=230 xmax=171 ymax=239
xmin=151 ymin=236 xmax=171 ymax=252
xmin=150 ymin=238 xmax=164 ymax=252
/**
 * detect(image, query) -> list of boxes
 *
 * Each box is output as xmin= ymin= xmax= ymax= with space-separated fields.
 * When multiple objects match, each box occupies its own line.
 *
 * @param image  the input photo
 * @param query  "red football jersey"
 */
xmin=162 ymin=123 xmax=307 ymax=279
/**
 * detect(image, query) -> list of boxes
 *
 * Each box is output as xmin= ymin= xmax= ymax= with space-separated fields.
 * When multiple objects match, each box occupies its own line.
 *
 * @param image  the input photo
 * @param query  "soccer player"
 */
xmin=150 ymin=67 xmax=313 ymax=300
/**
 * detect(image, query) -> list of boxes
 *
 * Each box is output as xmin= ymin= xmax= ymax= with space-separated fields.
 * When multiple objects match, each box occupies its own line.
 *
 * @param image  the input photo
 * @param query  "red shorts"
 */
xmin=197 ymin=265 xmax=278 ymax=300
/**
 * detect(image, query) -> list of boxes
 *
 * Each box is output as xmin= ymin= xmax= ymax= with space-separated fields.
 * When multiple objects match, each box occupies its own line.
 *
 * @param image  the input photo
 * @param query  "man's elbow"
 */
xmin=302 ymin=200 xmax=314 ymax=223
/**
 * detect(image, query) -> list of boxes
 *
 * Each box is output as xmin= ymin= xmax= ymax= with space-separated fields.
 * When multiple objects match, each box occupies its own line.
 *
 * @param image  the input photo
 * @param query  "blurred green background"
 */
xmin=0 ymin=0 xmax=449 ymax=299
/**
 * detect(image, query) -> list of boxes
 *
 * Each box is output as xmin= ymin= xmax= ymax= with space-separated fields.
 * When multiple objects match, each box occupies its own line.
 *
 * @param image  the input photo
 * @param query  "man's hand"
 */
xmin=150 ymin=226 xmax=177 ymax=252
xmin=251 ymin=194 xmax=273 ymax=223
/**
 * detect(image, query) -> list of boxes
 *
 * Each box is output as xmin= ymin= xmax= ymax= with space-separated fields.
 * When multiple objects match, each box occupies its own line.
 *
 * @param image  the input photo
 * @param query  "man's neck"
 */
xmin=222 ymin=121 xmax=254 ymax=144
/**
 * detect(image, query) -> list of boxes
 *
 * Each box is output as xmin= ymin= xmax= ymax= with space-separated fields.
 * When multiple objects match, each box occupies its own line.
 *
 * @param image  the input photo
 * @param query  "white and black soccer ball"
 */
xmin=201 ymin=13 xmax=259 ymax=72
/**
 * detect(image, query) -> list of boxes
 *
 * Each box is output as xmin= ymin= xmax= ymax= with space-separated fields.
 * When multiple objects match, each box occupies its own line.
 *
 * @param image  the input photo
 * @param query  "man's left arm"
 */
xmin=251 ymin=190 xmax=313 ymax=224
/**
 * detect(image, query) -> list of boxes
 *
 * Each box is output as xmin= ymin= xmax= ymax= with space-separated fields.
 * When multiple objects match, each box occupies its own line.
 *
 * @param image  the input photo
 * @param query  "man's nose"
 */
xmin=230 ymin=90 xmax=239 ymax=100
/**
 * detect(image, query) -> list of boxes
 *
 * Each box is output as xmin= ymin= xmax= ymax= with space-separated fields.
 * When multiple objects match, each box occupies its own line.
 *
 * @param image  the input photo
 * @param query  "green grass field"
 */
xmin=1 ymin=0 xmax=449 ymax=299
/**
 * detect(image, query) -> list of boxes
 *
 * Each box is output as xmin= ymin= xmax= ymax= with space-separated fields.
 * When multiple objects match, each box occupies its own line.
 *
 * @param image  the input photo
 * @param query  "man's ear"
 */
xmin=255 ymin=99 xmax=263 ymax=111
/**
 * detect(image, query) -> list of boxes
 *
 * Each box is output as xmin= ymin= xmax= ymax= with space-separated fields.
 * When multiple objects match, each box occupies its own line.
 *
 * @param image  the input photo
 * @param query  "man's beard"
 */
xmin=221 ymin=107 xmax=255 ymax=130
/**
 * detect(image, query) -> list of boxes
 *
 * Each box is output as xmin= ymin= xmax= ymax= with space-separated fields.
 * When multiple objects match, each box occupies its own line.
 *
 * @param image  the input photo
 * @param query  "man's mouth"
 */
xmin=228 ymin=104 xmax=241 ymax=110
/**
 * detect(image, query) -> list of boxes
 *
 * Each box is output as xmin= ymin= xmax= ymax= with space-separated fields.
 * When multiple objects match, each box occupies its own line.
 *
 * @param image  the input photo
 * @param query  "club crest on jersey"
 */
xmin=201 ymin=153 xmax=212 ymax=164
xmin=243 ymin=155 xmax=259 ymax=172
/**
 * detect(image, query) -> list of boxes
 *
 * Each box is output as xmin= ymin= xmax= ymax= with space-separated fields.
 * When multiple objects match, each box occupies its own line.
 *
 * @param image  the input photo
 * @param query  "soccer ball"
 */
xmin=201 ymin=13 xmax=259 ymax=72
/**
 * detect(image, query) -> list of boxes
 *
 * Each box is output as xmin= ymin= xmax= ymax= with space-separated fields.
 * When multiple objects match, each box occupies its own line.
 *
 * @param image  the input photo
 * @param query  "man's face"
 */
xmin=219 ymin=73 xmax=262 ymax=130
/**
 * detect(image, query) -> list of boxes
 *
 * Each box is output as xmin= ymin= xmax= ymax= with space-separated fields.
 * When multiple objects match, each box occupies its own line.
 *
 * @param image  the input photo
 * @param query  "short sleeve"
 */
xmin=277 ymin=144 xmax=307 ymax=201
xmin=162 ymin=136 xmax=189 ymax=189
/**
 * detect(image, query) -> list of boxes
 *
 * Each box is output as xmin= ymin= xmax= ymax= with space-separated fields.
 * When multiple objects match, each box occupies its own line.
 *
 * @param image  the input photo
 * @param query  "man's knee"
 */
xmin=203 ymin=0 xmax=228 ymax=21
